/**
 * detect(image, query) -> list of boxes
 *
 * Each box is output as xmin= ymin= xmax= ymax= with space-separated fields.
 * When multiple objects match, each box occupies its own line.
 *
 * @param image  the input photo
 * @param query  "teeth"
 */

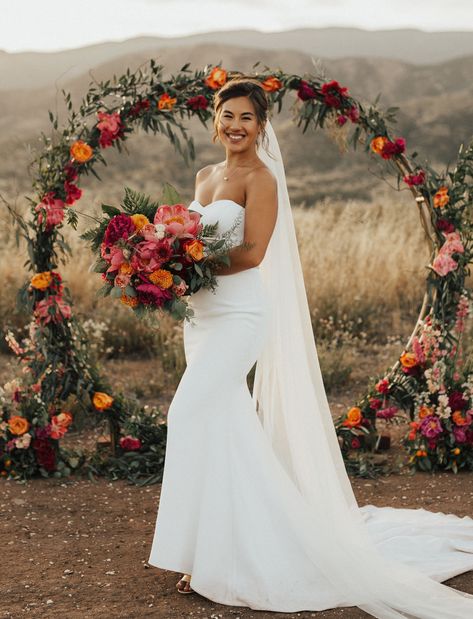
xmin=227 ymin=133 xmax=244 ymax=141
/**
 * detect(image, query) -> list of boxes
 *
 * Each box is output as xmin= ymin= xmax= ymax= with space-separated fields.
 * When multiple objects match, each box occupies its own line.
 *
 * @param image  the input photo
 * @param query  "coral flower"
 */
xmin=452 ymin=410 xmax=472 ymax=426
xmin=8 ymin=415 xmax=30 ymax=436
xmin=158 ymin=93 xmax=177 ymax=110
xmin=183 ymin=239 xmax=204 ymax=261
xmin=154 ymin=204 xmax=201 ymax=239
xmin=431 ymin=252 xmax=458 ymax=277
xmin=205 ymin=66 xmax=227 ymax=89
xmin=342 ymin=406 xmax=362 ymax=427
xmin=370 ymin=136 xmax=389 ymax=155
xmin=70 ymin=140 xmax=93 ymax=163
xmin=418 ymin=405 xmax=433 ymax=419
xmin=35 ymin=197 xmax=66 ymax=229
xmin=400 ymin=352 xmax=417 ymax=368
xmin=34 ymin=295 xmax=72 ymax=325
xmin=149 ymin=269 xmax=174 ymax=288
xmin=261 ymin=76 xmax=282 ymax=92
xmin=31 ymin=271 xmax=53 ymax=290
xmin=92 ymin=391 xmax=114 ymax=411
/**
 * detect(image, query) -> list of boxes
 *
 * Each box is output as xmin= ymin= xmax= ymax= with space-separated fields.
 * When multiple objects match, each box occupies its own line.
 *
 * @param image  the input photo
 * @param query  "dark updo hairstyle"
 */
xmin=211 ymin=74 xmax=272 ymax=154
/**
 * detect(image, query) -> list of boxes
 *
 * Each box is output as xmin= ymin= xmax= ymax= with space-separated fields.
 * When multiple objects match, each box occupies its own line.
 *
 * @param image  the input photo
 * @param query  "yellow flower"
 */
xmin=370 ymin=136 xmax=389 ymax=155
xmin=70 ymin=140 xmax=93 ymax=163
xmin=119 ymin=263 xmax=133 ymax=275
xmin=92 ymin=391 xmax=114 ymax=411
xmin=158 ymin=93 xmax=177 ymax=111
xmin=31 ymin=271 xmax=53 ymax=290
xmin=452 ymin=447 xmax=461 ymax=455
xmin=120 ymin=293 xmax=139 ymax=307
xmin=149 ymin=269 xmax=173 ymax=289
xmin=8 ymin=415 xmax=30 ymax=436
xmin=433 ymin=186 xmax=449 ymax=208
xmin=131 ymin=214 xmax=149 ymax=231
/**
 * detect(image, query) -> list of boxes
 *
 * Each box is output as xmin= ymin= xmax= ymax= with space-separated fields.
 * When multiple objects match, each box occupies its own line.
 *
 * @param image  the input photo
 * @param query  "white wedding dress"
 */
xmin=148 ymin=121 xmax=473 ymax=617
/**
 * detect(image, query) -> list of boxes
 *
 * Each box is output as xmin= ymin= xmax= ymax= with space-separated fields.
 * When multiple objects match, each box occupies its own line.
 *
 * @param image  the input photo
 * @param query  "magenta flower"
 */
xmin=119 ymin=435 xmax=142 ymax=451
xmin=419 ymin=414 xmax=443 ymax=438
xmin=64 ymin=181 xmax=82 ymax=205
xmin=449 ymin=390 xmax=469 ymax=411
xmin=453 ymin=426 xmax=467 ymax=443
xmin=436 ymin=218 xmax=455 ymax=234
xmin=104 ymin=214 xmax=135 ymax=246
xmin=136 ymin=282 xmax=173 ymax=307
xmin=376 ymin=406 xmax=398 ymax=420
xmin=186 ymin=95 xmax=209 ymax=111
xmin=403 ymin=170 xmax=426 ymax=187
xmin=297 ymin=80 xmax=317 ymax=101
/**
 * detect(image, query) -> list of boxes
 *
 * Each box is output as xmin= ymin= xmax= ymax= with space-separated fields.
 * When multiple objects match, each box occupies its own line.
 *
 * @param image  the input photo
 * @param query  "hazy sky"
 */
xmin=1 ymin=0 xmax=472 ymax=53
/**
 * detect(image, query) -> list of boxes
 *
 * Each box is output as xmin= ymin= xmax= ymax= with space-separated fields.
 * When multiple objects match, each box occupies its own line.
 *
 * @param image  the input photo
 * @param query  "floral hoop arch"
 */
xmin=2 ymin=60 xmax=473 ymax=482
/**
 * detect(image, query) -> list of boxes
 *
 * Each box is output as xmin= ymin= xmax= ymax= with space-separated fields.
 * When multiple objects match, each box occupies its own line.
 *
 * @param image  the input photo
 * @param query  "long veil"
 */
xmin=253 ymin=118 xmax=473 ymax=618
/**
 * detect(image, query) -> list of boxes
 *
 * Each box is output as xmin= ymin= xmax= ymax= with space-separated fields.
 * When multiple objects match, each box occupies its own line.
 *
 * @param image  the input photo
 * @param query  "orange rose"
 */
xmin=56 ymin=411 xmax=73 ymax=427
xmin=70 ymin=140 xmax=93 ymax=163
xmin=149 ymin=269 xmax=173 ymax=288
xmin=433 ymin=186 xmax=449 ymax=208
xmin=418 ymin=405 xmax=433 ymax=419
xmin=205 ymin=66 xmax=227 ymax=90
xmin=452 ymin=447 xmax=461 ymax=455
xmin=342 ymin=406 xmax=362 ymax=428
xmin=119 ymin=263 xmax=133 ymax=275
xmin=158 ymin=93 xmax=177 ymax=111
xmin=452 ymin=410 xmax=469 ymax=426
xmin=370 ymin=136 xmax=389 ymax=155
xmin=400 ymin=352 xmax=417 ymax=368
xmin=92 ymin=391 xmax=114 ymax=411
xmin=184 ymin=239 xmax=204 ymax=261
xmin=261 ymin=76 xmax=282 ymax=92
xmin=415 ymin=449 xmax=427 ymax=457
xmin=131 ymin=214 xmax=149 ymax=230
xmin=121 ymin=293 xmax=139 ymax=307
xmin=8 ymin=415 xmax=30 ymax=436
xmin=31 ymin=271 xmax=53 ymax=290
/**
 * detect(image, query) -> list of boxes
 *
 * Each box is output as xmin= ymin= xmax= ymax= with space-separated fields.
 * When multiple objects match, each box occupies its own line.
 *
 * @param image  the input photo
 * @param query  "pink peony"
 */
xmin=96 ymin=111 xmax=123 ymax=148
xmin=133 ymin=238 xmax=173 ymax=273
xmin=104 ymin=214 xmax=136 ymax=246
xmin=35 ymin=196 xmax=66 ymax=229
xmin=172 ymin=280 xmax=188 ymax=297
xmin=419 ymin=414 xmax=443 ymax=438
xmin=440 ymin=231 xmax=464 ymax=256
xmin=431 ymin=252 xmax=458 ymax=277
xmin=153 ymin=204 xmax=201 ymax=239
xmin=119 ymin=435 xmax=142 ymax=451
xmin=106 ymin=245 xmax=127 ymax=273
xmin=34 ymin=295 xmax=72 ymax=325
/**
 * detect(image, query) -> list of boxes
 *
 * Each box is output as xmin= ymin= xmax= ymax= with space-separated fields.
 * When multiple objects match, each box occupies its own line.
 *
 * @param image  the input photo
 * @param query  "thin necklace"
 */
xmin=222 ymin=159 xmax=259 ymax=181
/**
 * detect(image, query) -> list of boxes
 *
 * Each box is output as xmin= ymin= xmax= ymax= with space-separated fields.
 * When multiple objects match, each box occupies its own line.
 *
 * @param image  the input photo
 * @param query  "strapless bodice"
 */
xmin=188 ymin=199 xmax=245 ymax=246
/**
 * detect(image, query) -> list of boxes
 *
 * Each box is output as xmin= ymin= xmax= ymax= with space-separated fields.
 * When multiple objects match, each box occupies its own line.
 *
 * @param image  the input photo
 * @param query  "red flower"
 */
xmin=351 ymin=437 xmax=361 ymax=449
xmin=96 ymin=111 xmax=124 ymax=149
xmin=186 ymin=95 xmax=208 ymax=111
xmin=64 ymin=181 xmax=82 ymax=205
xmin=337 ymin=115 xmax=348 ymax=126
xmin=449 ymin=390 xmax=468 ymax=411
xmin=403 ymin=170 xmax=425 ymax=187
xmin=64 ymin=162 xmax=78 ymax=181
xmin=297 ymin=80 xmax=317 ymax=101
xmin=320 ymin=80 xmax=349 ymax=108
xmin=380 ymin=137 xmax=406 ymax=159
xmin=436 ymin=218 xmax=455 ymax=234
xmin=347 ymin=105 xmax=360 ymax=123
xmin=136 ymin=281 xmax=173 ymax=307
xmin=369 ymin=397 xmax=383 ymax=410
xmin=119 ymin=435 xmax=142 ymax=451
xmin=104 ymin=214 xmax=136 ymax=246
xmin=32 ymin=437 xmax=56 ymax=472
xmin=129 ymin=98 xmax=151 ymax=117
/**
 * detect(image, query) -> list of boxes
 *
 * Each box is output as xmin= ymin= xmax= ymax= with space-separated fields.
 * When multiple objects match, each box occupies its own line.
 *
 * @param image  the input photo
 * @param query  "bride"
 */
xmin=148 ymin=76 xmax=473 ymax=616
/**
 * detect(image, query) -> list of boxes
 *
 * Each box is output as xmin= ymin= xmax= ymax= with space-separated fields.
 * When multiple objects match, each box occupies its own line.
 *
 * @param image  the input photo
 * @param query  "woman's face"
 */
xmin=216 ymin=96 xmax=261 ymax=153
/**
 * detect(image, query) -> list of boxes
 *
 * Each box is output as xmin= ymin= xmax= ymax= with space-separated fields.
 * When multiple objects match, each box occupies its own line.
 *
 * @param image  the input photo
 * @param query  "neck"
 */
xmin=225 ymin=147 xmax=260 ymax=168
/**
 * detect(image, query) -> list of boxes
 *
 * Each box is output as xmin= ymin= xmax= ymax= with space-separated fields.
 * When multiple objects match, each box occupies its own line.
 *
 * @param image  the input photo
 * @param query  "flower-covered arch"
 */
xmin=2 ymin=60 xmax=472 ymax=481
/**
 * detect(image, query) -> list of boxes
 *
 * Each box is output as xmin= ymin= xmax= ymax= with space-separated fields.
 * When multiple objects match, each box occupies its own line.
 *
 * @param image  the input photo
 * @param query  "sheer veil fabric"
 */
xmin=252 ymin=119 xmax=473 ymax=618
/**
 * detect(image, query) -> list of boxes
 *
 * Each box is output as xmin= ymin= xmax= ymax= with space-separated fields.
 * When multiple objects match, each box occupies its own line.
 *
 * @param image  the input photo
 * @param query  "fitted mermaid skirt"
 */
xmin=148 ymin=201 xmax=473 ymax=614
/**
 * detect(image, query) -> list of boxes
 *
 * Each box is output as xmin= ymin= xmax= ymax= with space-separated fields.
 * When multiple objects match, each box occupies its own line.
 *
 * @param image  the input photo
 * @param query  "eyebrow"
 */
xmin=222 ymin=110 xmax=254 ymax=116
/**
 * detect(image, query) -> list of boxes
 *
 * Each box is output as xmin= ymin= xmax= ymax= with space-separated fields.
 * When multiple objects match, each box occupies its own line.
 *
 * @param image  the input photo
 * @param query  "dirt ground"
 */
xmin=2 ymin=468 xmax=473 ymax=618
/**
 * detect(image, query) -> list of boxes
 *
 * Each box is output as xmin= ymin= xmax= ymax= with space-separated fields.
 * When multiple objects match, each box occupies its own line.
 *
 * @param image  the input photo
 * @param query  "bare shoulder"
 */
xmin=195 ymin=163 xmax=218 ymax=182
xmin=246 ymin=164 xmax=278 ymax=200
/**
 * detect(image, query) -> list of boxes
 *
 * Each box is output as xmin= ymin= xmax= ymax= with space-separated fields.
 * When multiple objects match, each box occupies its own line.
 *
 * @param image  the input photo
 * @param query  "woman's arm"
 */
xmin=213 ymin=168 xmax=278 ymax=276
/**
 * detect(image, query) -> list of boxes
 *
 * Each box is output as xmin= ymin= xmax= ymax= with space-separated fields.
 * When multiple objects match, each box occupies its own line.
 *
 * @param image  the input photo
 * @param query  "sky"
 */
xmin=1 ymin=0 xmax=472 ymax=53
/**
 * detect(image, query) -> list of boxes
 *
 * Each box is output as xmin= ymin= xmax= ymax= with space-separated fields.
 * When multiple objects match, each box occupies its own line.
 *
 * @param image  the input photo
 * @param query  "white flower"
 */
xmin=15 ymin=432 xmax=32 ymax=449
xmin=154 ymin=224 xmax=166 ymax=240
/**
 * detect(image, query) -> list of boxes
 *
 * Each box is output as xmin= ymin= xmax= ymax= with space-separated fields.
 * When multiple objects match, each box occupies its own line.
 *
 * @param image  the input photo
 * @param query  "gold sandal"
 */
xmin=176 ymin=573 xmax=194 ymax=594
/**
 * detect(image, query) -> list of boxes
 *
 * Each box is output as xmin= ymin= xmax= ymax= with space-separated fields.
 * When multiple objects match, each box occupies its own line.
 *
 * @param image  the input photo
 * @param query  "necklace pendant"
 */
xmin=223 ymin=176 xmax=228 ymax=181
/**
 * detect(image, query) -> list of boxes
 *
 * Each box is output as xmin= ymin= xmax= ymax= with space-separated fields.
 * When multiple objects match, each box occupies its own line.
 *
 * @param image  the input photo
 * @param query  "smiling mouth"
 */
xmin=226 ymin=133 xmax=245 ymax=142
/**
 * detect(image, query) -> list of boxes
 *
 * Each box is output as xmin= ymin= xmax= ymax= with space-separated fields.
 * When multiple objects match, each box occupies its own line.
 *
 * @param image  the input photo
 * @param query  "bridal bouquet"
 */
xmin=81 ymin=186 xmax=235 ymax=322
